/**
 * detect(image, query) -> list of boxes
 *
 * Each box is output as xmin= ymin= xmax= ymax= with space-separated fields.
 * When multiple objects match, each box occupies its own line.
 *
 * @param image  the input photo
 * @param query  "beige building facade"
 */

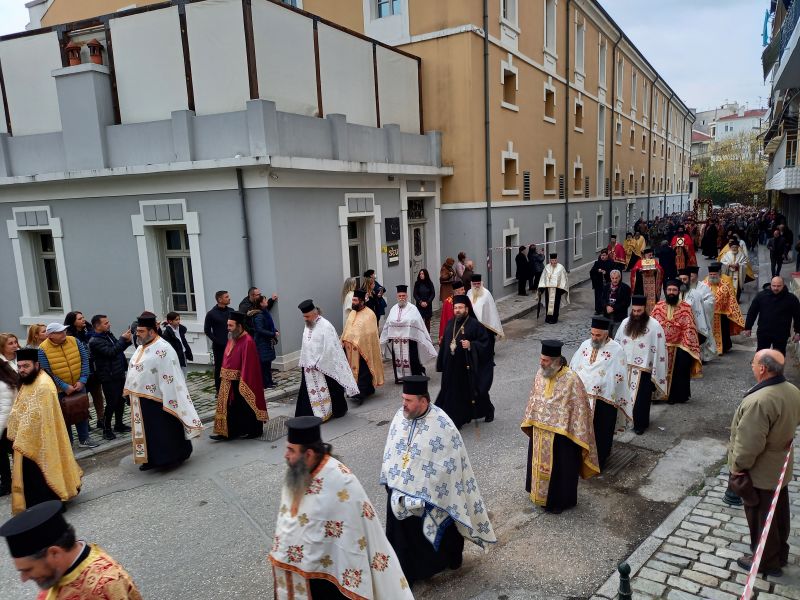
xmin=23 ymin=0 xmax=693 ymax=292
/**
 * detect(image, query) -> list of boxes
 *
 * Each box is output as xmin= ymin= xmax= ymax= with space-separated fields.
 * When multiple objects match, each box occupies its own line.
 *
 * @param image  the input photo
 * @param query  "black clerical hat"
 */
xmin=452 ymin=294 xmax=470 ymax=306
xmin=708 ymin=262 xmax=722 ymax=273
xmin=0 ymin=500 xmax=67 ymax=558
xmin=729 ymin=239 xmax=740 ymax=246
xmin=286 ymin=416 xmax=322 ymax=445
xmin=402 ymin=375 xmax=429 ymax=396
xmin=136 ymin=312 xmax=157 ymax=329
xmin=470 ymin=274 xmax=482 ymax=282
xmin=15 ymin=347 xmax=39 ymax=362
xmin=678 ymin=268 xmax=691 ymax=277
xmin=631 ymin=295 xmax=647 ymax=306
xmin=396 ymin=285 xmax=408 ymax=293
xmin=687 ymin=265 xmax=700 ymax=274
xmin=453 ymin=280 xmax=465 ymax=290
xmin=591 ymin=317 xmax=611 ymax=331
xmin=229 ymin=311 xmax=246 ymax=325
xmin=665 ymin=279 xmax=681 ymax=289
xmin=549 ymin=253 xmax=558 ymax=259
xmin=541 ymin=340 xmax=563 ymax=357
xmin=298 ymin=299 xmax=315 ymax=314
xmin=353 ymin=289 xmax=367 ymax=300
xmin=643 ymin=247 xmax=653 ymax=254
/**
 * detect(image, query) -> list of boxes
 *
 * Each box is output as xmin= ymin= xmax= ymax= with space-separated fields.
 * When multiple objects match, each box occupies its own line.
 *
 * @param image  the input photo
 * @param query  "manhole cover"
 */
xmin=602 ymin=445 xmax=637 ymax=477
xmin=260 ymin=415 xmax=290 ymax=442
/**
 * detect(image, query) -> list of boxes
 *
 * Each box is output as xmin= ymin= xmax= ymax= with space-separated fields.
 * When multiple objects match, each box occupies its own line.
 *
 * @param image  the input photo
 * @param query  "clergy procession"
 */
xmin=2 ymin=205 xmax=800 ymax=598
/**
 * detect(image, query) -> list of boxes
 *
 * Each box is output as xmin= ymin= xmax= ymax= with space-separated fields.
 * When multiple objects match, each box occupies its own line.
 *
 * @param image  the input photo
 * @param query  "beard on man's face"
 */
xmin=624 ymin=312 xmax=649 ymax=338
xmin=665 ymin=293 xmax=680 ymax=306
xmin=20 ymin=365 xmax=41 ymax=385
xmin=285 ymin=456 xmax=311 ymax=499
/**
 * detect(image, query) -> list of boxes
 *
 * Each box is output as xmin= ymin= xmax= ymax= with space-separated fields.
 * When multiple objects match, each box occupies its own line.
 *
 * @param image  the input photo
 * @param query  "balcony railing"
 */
xmin=780 ymin=0 xmax=800 ymax=62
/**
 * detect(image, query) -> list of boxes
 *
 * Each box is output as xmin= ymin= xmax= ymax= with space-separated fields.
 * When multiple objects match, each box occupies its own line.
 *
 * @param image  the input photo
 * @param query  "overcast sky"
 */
xmin=0 ymin=0 xmax=771 ymax=112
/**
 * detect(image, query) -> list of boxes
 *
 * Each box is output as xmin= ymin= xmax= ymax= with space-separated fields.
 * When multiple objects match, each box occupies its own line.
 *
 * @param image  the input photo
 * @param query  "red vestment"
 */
xmin=670 ymin=234 xmax=697 ymax=268
xmin=438 ymin=297 xmax=454 ymax=344
xmin=630 ymin=259 xmax=665 ymax=313
xmin=651 ymin=300 xmax=702 ymax=393
xmin=214 ymin=332 xmax=267 ymax=436
xmin=608 ymin=242 xmax=627 ymax=266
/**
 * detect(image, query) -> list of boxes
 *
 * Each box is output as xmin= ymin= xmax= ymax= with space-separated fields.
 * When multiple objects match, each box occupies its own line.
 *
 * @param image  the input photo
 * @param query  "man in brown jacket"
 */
xmin=728 ymin=349 xmax=800 ymax=577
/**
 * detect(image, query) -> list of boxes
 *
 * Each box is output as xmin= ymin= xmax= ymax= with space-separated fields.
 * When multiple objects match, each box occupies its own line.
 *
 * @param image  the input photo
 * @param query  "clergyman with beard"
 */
xmin=341 ymin=289 xmax=384 ymax=404
xmin=436 ymin=294 xmax=494 ymax=427
xmin=5 ymin=348 xmax=82 ymax=514
xmin=294 ymin=300 xmax=358 ymax=421
xmin=269 ymin=416 xmax=411 ymax=598
xmin=650 ymin=281 xmax=703 ymax=405
xmin=614 ymin=295 xmax=668 ymax=434
xmin=123 ymin=313 xmax=202 ymax=470
xmin=210 ymin=311 xmax=268 ymax=441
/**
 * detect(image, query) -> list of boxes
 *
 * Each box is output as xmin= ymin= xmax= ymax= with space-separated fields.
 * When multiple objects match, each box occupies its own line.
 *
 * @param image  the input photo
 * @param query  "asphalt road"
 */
xmin=0 ymin=266 xmax=767 ymax=599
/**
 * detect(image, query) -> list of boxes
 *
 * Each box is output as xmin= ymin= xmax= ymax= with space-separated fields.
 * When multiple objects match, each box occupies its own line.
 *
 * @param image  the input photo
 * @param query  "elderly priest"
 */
xmin=380 ymin=285 xmax=437 ymax=384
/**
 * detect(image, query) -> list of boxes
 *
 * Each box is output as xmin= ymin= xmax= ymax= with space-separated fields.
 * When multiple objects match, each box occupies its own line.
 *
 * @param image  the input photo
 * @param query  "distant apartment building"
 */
xmin=762 ymin=0 xmax=800 ymax=231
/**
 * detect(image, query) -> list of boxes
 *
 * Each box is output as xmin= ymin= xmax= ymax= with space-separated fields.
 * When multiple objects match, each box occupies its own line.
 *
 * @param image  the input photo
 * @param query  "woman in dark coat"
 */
xmin=413 ymin=268 xmax=436 ymax=332
xmin=251 ymin=295 xmax=278 ymax=388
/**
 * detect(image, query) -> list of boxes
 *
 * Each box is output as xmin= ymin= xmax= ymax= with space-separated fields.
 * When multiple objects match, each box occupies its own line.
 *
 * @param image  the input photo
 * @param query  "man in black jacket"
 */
xmin=743 ymin=276 xmax=800 ymax=355
xmin=767 ymin=229 xmax=788 ymax=277
xmin=515 ymin=246 xmax=529 ymax=296
xmin=204 ymin=290 xmax=233 ymax=393
xmin=88 ymin=315 xmax=132 ymax=440
xmin=601 ymin=269 xmax=631 ymax=337
xmin=590 ymin=249 xmax=615 ymax=314
xmin=161 ymin=312 xmax=193 ymax=371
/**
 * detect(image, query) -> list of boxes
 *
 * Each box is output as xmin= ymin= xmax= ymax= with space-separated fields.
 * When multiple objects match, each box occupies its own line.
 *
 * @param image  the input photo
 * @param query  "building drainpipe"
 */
xmin=663 ymin=92 xmax=675 ymax=216
xmin=681 ymin=112 xmax=687 ymax=212
xmin=608 ymin=31 xmax=622 ymax=239
xmin=646 ymin=76 xmax=659 ymax=221
xmin=482 ymin=0 xmax=493 ymax=292
xmin=563 ymin=0 xmax=572 ymax=271
xmin=236 ymin=168 xmax=255 ymax=286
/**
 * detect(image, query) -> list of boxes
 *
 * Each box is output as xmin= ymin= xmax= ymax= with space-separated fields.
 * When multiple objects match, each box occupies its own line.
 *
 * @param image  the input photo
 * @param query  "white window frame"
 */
xmin=642 ymin=80 xmax=648 ymax=115
xmin=598 ymin=104 xmax=606 ymax=145
xmin=613 ymin=209 xmax=620 ymax=235
xmin=543 ymin=77 xmax=557 ymax=124
xmin=573 ymin=212 xmax=583 ymax=260
xmin=544 ymin=214 xmax=556 ymax=258
xmin=543 ymin=0 xmax=557 ymax=57
xmin=615 ymin=119 xmax=622 ymax=145
xmin=501 ymin=0 xmax=519 ymax=30
xmin=573 ymin=155 xmax=583 ymax=195
xmin=501 ymin=54 xmax=519 ymax=112
xmin=339 ymin=194 xmax=384 ymax=286
xmin=595 ymin=211 xmax=604 ymax=251
xmin=629 ymin=125 xmax=636 ymax=150
xmin=501 ymin=141 xmax=520 ymax=196
xmin=544 ymin=149 xmax=557 ymax=196
xmin=376 ymin=0 xmax=401 ymax=18
xmin=502 ymin=218 xmax=520 ymax=286
xmin=597 ymin=158 xmax=605 ymax=197
xmin=616 ymin=55 xmax=624 ymax=100
xmin=574 ymin=94 xmax=584 ymax=132
xmin=7 ymin=206 xmax=72 ymax=323
xmin=131 ymin=199 xmax=207 ymax=321
xmin=630 ymin=71 xmax=638 ymax=115
xmin=574 ymin=15 xmax=585 ymax=74
xmin=35 ymin=232 xmax=63 ymax=312
xmin=598 ymin=36 xmax=607 ymax=90
xmin=161 ymin=227 xmax=197 ymax=314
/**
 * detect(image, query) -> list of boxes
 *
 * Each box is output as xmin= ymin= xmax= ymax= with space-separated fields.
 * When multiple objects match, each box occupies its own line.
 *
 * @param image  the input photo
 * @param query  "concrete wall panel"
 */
xmin=7 ymin=133 xmax=66 ymax=175
xmin=107 ymin=121 xmax=175 ymax=167
xmin=192 ymin=112 xmax=249 ymax=160
xmin=0 ymin=32 xmax=63 ymax=135
xmin=376 ymin=46 xmax=419 ymax=134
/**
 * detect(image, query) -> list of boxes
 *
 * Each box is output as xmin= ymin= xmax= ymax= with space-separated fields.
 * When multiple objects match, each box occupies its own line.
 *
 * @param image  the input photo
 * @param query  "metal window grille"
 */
xmin=523 ymin=171 xmax=531 ymax=200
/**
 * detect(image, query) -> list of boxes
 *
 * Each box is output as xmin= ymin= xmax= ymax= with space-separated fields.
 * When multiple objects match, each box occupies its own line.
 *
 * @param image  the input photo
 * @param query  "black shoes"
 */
xmin=736 ymin=555 xmax=782 ymax=577
xmin=209 ymin=435 xmax=230 ymax=441
xmin=114 ymin=424 xmax=132 ymax=433
xmin=350 ymin=395 xmax=364 ymax=406
xmin=102 ymin=429 xmax=117 ymax=440
xmin=138 ymin=464 xmax=154 ymax=471
xmin=633 ymin=428 xmax=645 ymax=435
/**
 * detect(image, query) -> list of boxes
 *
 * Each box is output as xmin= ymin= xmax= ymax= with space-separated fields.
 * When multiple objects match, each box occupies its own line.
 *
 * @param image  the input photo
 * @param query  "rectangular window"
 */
xmin=596 ymin=214 xmax=603 ymax=249
xmin=545 ymin=162 xmax=556 ymax=193
xmin=598 ymin=38 xmax=607 ymax=89
xmin=631 ymin=71 xmax=638 ymax=110
xmin=654 ymin=94 xmax=659 ymax=124
xmin=575 ymin=101 xmax=584 ymax=130
xmin=614 ymin=171 xmax=620 ymax=193
xmin=598 ymin=105 xmax=606 ymax=144
xmin=501 ymin=0 xmax=518 ymax=26
xmin=615 ymin=120 xmax=622 ymax=145
xmin=36 ymin=232 xmax=62 ymax=311
xmin=575 ymin=19 xmax=585 ymax=73
xmin=597 ymin=159 xmax=604 ymax=196
xmin=502 ymin=68 xmax=517 ymax=107
xmin=504 ymin=158 xmax=518 ymax=192
xmin=574 ymin=165 xmax=583 ymax=195
xmin=643 ymin=81 xmax=648 ymax=115
xmin=544 ymin=87 xmax=556 ymax=121
xmin=347 ymin=219 xmax=365 ymax=278
xmin=163 ymin=227 xmax=196 ymax=313
xmin=504 ymin=232 xmax=518 ymax=280
xmin=376 ymin=0 xmax=401 ymax=18
xmin=573 ymin=220 xmax=583 ymax=259
xmin=642 ymin=132 xmax=647 ymax=153
xmin=628 ymin=172 xmax=634 ymax=194
xmin=544 ymin=0 xmax=556 ymax=53
xmin=616 ymin=56 xmax=623 ymax=100
xmin=629 ymin=127 xmax=635 ymax=149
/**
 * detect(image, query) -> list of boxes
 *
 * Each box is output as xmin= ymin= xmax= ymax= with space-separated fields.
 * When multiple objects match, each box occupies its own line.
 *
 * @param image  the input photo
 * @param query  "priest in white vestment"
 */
xmin=380 ymin=285 xmax=437 ymax=384
xmin=679 ymin=267 xmax=717 ymax=362
xmin=538 ymin=253 xmax=570 ymax=324
xmin=570 ymin=317 xmax=631 ymax=470
xmin=295 ymin=300 xmax=359 ymax=422
xmin=124 ymin=313 xmax=202 ymax=471
xmin=382 ymin=376 xmax=496 ymax=586
xmin=270 ymin=416 xmax=412 ymax=599
xmin=720 ymin=239 xmax=752 ymax=301
xmin=614 ymin=296 xmax=668 ymax=435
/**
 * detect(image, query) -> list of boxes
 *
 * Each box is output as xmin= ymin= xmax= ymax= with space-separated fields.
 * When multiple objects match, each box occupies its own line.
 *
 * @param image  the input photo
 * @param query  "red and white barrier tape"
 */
xmin=740 ymin=442 xmax=793 ymax=600
xmin=484 ymin=227 xmax=614 ymax=252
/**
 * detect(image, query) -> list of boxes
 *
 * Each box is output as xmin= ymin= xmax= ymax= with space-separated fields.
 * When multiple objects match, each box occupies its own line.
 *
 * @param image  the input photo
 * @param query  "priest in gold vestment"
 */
xmin=341 ymin=289 xmax=384 ymax=404
xmin=0 ymin=500 xmax=142 ymax=599
xmin=521 ymin=340 xmax=600 ymax=514
xmin=7 ymin=348 xmax=82 ymax=515
xmin=704 ymin=262 xmax=745 ymax=355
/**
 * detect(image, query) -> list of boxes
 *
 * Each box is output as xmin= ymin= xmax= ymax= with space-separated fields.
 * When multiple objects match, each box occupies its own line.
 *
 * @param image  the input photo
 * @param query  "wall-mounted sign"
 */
xmin=385 ymin=217 xmax=401 ymax=242
xmin=387 ymin=244 xmax=400 ymax=265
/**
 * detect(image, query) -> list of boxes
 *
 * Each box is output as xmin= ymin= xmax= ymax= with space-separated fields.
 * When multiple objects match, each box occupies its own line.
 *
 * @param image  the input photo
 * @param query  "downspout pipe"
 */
xmin=646 ymin=75 xmax=660 ymax=221
xmin=681 ymin=112 xmax=687 ymax=212
xmin=663 ymin=91 xmax=675 ymax=216
xmin=237 ymin=168 xmax=255 ymax=287
xmin=563 ymin=0 xmax=572 ymax=271
xmin=608 ymin=31 xmax=622 ymax=240
xmin=482 ymin=0 xmax=493 ymax=291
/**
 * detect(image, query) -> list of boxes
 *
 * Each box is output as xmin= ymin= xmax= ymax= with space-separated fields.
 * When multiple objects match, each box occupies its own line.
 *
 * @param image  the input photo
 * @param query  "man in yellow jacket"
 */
xmin=728 ymin=349 xmax=800 ymax=577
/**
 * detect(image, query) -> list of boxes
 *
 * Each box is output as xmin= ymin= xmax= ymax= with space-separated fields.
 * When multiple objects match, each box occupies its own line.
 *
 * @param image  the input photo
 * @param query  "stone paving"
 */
xmin=593 ymin=438 xmax=800 ymax=600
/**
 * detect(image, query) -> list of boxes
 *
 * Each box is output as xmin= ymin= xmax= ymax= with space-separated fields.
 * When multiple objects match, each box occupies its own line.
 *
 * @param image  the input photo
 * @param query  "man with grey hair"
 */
xmin=728 ymin=349 xmax=800 ymax=577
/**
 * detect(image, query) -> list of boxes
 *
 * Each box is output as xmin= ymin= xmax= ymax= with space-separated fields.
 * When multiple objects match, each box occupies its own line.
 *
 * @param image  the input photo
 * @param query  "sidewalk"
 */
xmin=592 ymin=432 xmax=800 ymax=600
xmin=76 ymin=288 xmax=544 ymax=460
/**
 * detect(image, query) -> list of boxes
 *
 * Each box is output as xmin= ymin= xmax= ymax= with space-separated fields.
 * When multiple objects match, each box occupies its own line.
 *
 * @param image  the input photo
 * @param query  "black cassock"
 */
xmin=21 ymin=457 xmax=61 ymax=510
xmin=435 ymin=316 xmax=492 ymax=428
xmin=389 ymin=339 xmax=425 ymax=383
xmin=384 ymin=488 xmax=465 ymax=586
xmin=667 ymin=348 xmax=692 ymax=404
xmin=542 ymin=288 xmax=565 ymax=324
xmin=140 ymin=397 xmax=193 ymax=466
xmin=294 ymin=372 xmax=348 ymax=419
xmin=525 ymin=433 xmax=582 ymax=512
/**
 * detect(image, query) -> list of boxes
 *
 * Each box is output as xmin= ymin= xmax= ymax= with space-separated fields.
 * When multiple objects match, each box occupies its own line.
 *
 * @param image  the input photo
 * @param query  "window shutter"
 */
xmin=584 ymin=176 xmax=590 ymax=197
xmin=558 ymin=175 xmax=565 ymax=199
xmin=523 ymin=171 xmax=531 ymax=200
